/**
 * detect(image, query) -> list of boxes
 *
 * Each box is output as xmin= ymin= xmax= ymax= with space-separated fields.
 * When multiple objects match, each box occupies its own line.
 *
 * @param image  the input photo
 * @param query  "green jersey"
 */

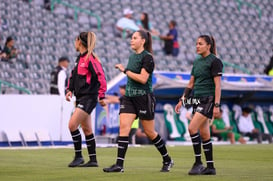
xmin=191 ymin=54 xmax=223 ymax=97
xmin=125 ymin=50 xmax=154 ymax=97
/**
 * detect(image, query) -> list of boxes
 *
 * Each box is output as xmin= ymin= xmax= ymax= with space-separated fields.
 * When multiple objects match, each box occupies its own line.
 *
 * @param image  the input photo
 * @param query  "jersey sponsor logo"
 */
xmin=183 ymin=98 xmax=200 ymax=106
xmin=77 ymin=104 xmax=84 ymax=109
xmin=120 ymin=104 xmax=125 ymax=109
xmin=196 ymin=106 xmax=203 ymax=112
xmin=139 ymin=110 xmax=147 ymax=114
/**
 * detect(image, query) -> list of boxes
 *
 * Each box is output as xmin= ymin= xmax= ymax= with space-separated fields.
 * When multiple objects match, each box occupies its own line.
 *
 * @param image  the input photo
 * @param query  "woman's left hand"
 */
xmin=213 ymin=107 xmax=220 ymax=118
xmin=99 ymin=99 xmax=106 ymax=107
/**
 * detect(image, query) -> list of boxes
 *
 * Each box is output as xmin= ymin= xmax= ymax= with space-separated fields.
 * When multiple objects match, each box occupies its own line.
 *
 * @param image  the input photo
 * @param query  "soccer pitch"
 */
xmin=0 ymin=144 xmax=272 ymax=181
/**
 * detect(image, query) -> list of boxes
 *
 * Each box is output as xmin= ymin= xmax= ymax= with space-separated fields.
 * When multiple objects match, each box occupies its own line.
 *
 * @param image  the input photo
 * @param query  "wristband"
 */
xmin=214 ymin=103 xmax=221 ymax=108
xmin=123 ymin=68 xmax=128 ymax=74
xmin=183 ymin=87 xmax=192 ymax=98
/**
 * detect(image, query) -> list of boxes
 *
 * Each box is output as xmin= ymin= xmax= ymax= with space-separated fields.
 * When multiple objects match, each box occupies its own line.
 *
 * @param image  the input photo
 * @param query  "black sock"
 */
xmin=152 ymin=134 xmax=171 ymax=162
xmin=190 ymin=133 xmax=202 ymax=164
xmin=70 ymin=129 xmax=82 ymax=158
xmin=85 ymin=134 xmax=97 ymax=162
xmin=202 ymin=139 xmax=214 ymax=168
xmin=116 ymin=136 xmax=129 ymax=167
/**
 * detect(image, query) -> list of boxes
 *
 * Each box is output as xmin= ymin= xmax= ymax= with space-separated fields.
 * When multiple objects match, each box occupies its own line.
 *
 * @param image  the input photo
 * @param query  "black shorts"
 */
xmin=76 ymin=95 xmax=97 ymax=114
xmin=120 ymin=93 xmax=156 ymax=120
xmin=192 ymin=96 xmax=214 ymax=119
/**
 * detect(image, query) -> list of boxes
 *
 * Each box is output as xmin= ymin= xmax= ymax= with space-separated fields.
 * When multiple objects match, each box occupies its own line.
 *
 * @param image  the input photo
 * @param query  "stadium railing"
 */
xmin=0 ymin=79 xmax=31 ymax=94
xmin=218 ymin=0 xmax=262 ymax=19
xmin=222 ymin=60 xmax=251 ymax=74
xmin=50 ymin=0 xmax=101 ymax=30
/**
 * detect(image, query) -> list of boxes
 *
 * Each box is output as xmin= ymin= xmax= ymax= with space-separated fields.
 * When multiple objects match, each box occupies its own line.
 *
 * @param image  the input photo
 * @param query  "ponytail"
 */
xmin=210 ymin=36 xmax=217 ymax=56
xmin=78 ymin=32 xmax=101 ymax=62
xmin=146 ymin=32 xmax=153 ymax=54
xmin=137 ymin=30 xmax=153 ymax=54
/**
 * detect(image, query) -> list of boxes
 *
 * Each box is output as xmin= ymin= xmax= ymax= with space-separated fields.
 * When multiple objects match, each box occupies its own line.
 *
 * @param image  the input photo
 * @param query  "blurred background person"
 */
xmin=50 ymin=56 xmax=70 ymax=97
xmin=211 ymin=109 xmax=246 ymax=144
xmin=116 ymin=8 xmax=139 ymax=38
xmin=136 ymin=12 xmax=159 ymax=36
xmin=1 ymin=36 xmax=19 ymax=63
xmin=238 ymin=107 xmax=272 ymax=144
xmin=264 ymin=55 xmax=273 ymax=76
xmin=0 ymin=35 xmax=7 ymax=60
xmin=158 ymin=20 xmax=179 ymax=57
xmin=105 ymin=84 xmax=139 ymax=144
xmin=105 ymin=84 xmax=126 ymax=104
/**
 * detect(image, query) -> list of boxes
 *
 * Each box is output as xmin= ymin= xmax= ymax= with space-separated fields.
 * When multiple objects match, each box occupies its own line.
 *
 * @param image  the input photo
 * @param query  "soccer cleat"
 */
xmin=160 ymin=159 xmax=174 ymax=172
xmin=103 ymin=164 xmax=124 ymax=173
xmin=68 ymin=157 xmax=84 ymax=167
xmin=200 ymin=167 xmax=216 ymax=175
xmin=79 ymin=160 xmax=99 ymax=167
xmin=188 ymin=163 xmax=205 ymax=175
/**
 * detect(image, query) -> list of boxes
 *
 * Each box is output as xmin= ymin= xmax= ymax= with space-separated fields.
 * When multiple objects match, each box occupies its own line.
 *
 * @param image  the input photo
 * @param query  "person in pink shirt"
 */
xmin=66 ymin=32 xmax=107 ymax=167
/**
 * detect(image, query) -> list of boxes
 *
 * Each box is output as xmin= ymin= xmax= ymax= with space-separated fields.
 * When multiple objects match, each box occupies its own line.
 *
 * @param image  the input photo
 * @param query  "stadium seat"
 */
xmin=177 ymin=107 xmax=191 ymax=141
xmin=163 ymin=104 xmax=186 ymax=141
xmin=35 ymin=130 xmax=54 ymax=146
xmin=255 ymin=106 xmax=273 ymax=135
xmin=269 ymin=105 xmax=273 ymax=123
xmin=221 ymin=104 xmax=231 ymax=127
xmin=3 ymin=130 xmax=25 ymax=146
xmin=19 ymin=130 xmax=40 ymax=146
xmin=250 ymin=111 xmax=264 ymax=134
xmin=232 ymin=104 xmax=242 ymax=122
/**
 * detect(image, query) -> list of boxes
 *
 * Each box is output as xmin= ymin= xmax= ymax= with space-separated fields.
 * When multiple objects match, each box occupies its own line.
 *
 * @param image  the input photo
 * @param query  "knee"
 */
xmin=144 ymin=129 xmax=156 ymax=140
xmin=188 ymin=125 xmax=197 ymax=135
xmin=200 ymin=131 xmax=211 ymax=141
xmin=68 ymin=121 xmax=77 ymax=132
xmin=81 ymin=126 xmax=92 ymax=135
xmin=119 ymin=124 xmax=131 ymax=136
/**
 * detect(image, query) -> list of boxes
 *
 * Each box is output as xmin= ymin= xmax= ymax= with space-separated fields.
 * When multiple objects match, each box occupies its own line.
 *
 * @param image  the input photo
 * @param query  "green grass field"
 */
xmin=0 ymin=144 xmax=272 ymax=181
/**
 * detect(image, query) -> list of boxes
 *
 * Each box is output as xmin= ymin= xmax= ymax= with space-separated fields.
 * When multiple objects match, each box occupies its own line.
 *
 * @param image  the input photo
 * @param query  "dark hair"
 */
xmin=137 ymin=30 xmax=153 ymax=54
xmin=78 ymin=32 xmax=88 ymax=47
xmin=264 ymin=56 xmax=273 ymax=75
xmin=5 ymin=36 xmax=13 ymax=46
xmin=58 ymin=56 xmax=69 ymax=63
xmin=141 ymin=12 xmax=149 ymax=30
xmin=170 ymin=20 xmax=177 ymax=27
xmin=199 ymin=35 xmax=217 ymax=55
xmin=119 ymin=84 xmax=126 ymax=89
xmin=242 ymin=107 xmax=252 ymax=113
xmin=78 ymin=32 xmax=100 ymax=62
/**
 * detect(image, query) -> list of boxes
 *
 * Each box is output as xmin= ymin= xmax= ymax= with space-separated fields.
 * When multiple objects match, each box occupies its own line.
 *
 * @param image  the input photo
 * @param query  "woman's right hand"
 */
xmin=175 ymin=101 xmax=182 ymax=114
xmin=65 ymin=91 xmax=72 ymax=101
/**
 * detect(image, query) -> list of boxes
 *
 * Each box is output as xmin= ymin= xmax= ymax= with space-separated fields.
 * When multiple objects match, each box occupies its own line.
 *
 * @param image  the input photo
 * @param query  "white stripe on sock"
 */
xmin=72 ymin=133 xmax=81 ymax=137
xmin=202 ymin=141 xmax=211 ymax=145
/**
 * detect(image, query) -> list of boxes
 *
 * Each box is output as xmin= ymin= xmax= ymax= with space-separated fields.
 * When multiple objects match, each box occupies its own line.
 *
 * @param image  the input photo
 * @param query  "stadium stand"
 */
xmin=35 ymin=129 xmax=55 ymax=146
xmin=19 ymin=130 xmax=40 ymax=146
xmin=0 ymin=0 xmax=272 ymax=94
xmin=0 ymin=0 xmax=273 ymax=145
xmin=2 ymin=129 xmax=25 ymax=146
